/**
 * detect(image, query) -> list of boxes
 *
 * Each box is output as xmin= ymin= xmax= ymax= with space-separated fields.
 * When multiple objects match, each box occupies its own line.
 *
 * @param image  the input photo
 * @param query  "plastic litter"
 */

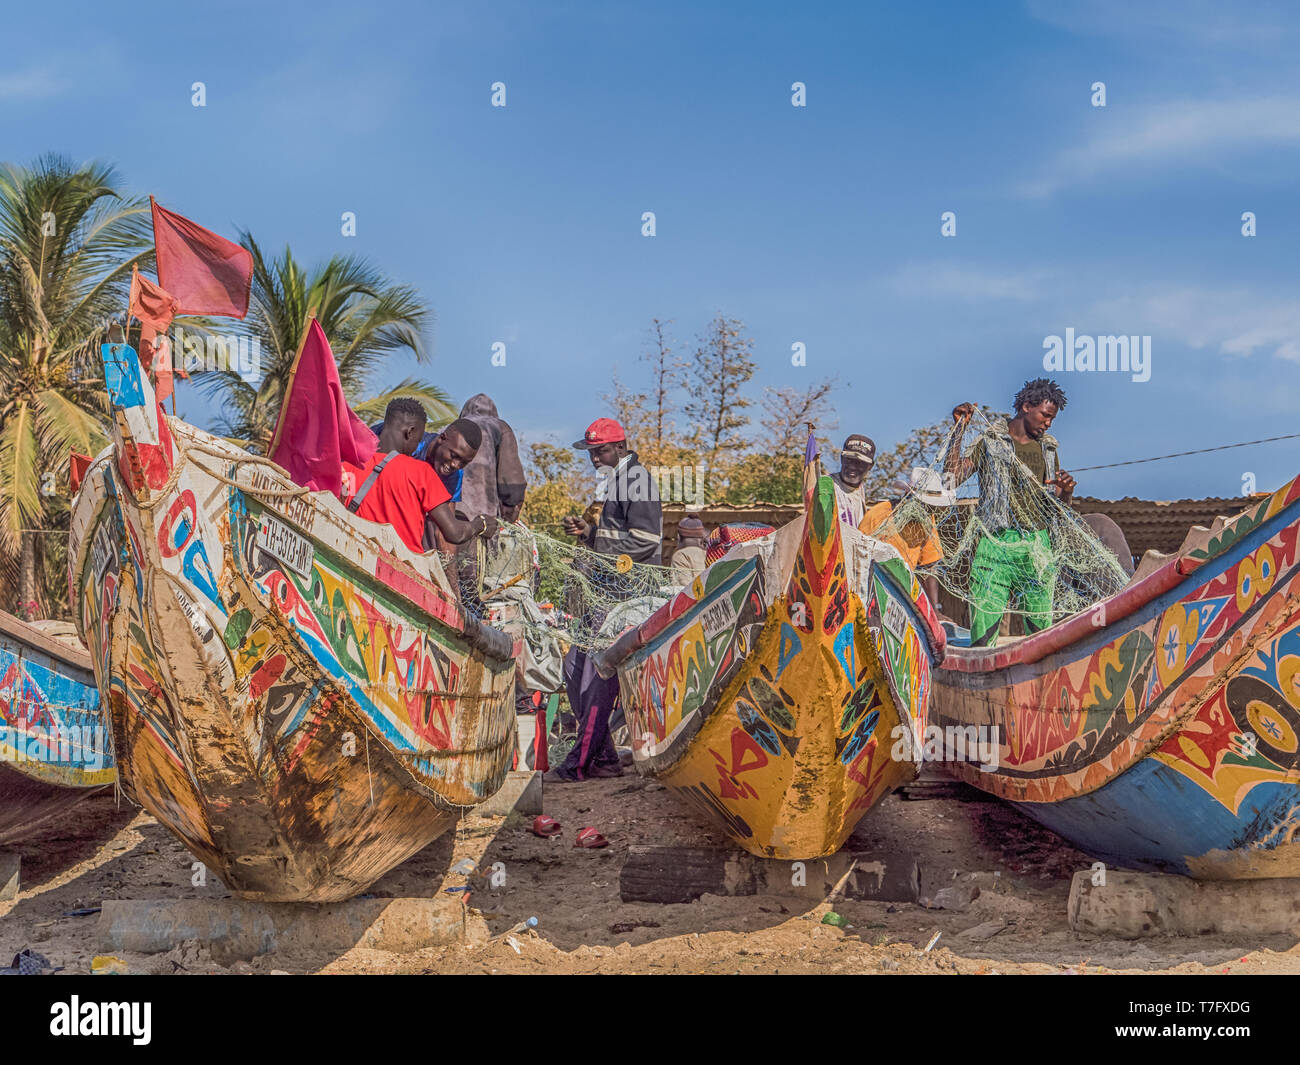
xmin=0 ymin=949 xmax=60 ymax=976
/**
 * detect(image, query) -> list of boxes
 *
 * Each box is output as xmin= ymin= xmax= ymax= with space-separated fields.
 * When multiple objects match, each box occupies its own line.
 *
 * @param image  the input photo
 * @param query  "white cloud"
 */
xmin=0 ymin=65 xmax=65 ymax=101
xmin=1090 ymin=285 xmax=1300 ymax=362
xmin=1024 ymin=0 xmax=1291 ymax=49
xmin=886 ymin=261 xmax=1300 ymax=364
xmin=890 ymin=263 xmax=1048 ymax=303
xmin=1022 ymin=97 xmax=1300 ymax=197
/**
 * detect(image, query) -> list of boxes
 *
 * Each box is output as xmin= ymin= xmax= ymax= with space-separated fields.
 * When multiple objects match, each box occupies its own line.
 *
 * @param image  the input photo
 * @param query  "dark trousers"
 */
xmin=558 ymin=646 xmax=620 ymax=779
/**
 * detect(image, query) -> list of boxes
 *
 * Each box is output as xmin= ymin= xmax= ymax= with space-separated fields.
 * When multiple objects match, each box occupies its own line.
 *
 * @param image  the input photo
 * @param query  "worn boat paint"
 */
xmin=0 ymin=611 xmax=115 ymax=845
xmin=69 ymin=343 xmax=517 ymax=901
xmin=607 ymin=474 xmax=944 ymax=859
xmin=932 ymin=473 xmax=1300 ymax=879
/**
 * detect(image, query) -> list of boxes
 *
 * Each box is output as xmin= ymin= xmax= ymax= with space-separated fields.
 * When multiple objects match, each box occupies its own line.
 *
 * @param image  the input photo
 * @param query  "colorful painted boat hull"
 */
xmin=69 ymin=344 xmax=517 ymax=901
xmin=0 ymin=611 xmax=115 ymax=845
xmin=932 ymin=473 xmax=1300 ymax=879
xmin=607 ymin=475 xmax=944 ymax=859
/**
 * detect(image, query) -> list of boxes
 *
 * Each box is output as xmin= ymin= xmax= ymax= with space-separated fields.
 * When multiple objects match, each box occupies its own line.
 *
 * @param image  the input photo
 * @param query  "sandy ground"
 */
xmin=2 ymin=773 xmax=1298 ymax=975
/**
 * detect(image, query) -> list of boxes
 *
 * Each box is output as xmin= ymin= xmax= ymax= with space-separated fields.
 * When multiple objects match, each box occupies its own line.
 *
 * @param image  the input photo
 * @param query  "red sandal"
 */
xmin=573 ymin=826 xmax=609 ymax=849
xmin=531 ymin=815 xmax=562 ymax=838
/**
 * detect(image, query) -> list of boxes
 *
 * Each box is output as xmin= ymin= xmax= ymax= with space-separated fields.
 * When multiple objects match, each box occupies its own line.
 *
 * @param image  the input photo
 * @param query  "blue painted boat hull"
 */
xmin=0 ymin=611 xmax=115 ymax=845
xmin=933 ymin=474 xmax=1300 ymax=879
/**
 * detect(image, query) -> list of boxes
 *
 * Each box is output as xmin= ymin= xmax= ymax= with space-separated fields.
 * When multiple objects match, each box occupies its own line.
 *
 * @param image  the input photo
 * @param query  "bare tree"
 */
xmin=644 ymin=318 xmax=685 ymax=461
xmin=682 ymin=314 xmax=755 ymax=487
xmin=760 ymin=378 xmax=840 ymax=454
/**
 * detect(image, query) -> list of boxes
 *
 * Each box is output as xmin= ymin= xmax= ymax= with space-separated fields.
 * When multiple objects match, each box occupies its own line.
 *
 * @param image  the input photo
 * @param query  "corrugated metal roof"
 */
xmin=1070 ymin=494 xmax=1262 ymax=557
xmin=662 ymin=494 xmax=1263 ymax=561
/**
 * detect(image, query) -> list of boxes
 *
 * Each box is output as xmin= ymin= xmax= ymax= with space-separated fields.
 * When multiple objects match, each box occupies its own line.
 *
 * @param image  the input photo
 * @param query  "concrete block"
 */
xmin=96 ymin=896 xmax=466 ymax=963
xmin=0 ymin=852 xmax=18 ymax=901
xmin=475 ymin=770 xmax=542 ymax=817
xmin=1069 ymin=869 xmax=1300 ymax=939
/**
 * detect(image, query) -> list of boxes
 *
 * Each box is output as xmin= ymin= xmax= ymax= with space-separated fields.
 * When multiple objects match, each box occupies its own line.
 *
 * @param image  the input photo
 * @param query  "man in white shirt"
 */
xmin=831 ymin=434 xmax=877 ymax=527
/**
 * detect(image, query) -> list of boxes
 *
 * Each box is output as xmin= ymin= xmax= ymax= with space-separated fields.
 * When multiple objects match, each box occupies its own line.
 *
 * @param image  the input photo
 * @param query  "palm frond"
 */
xmin=34 ymin=388 xmax=108 ymax=456
xmin=351 ymin=378 xmax=457 ymax=426
xmin=0 ymin=403 xmax=41 ymax=555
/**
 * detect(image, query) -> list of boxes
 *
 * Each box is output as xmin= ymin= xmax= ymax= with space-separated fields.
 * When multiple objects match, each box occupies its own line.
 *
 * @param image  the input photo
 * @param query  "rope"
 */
xmin=184 ymin=443 xmax=311 ymax=501
xmin=1072 ymin=433 xmax=1300 ymax=473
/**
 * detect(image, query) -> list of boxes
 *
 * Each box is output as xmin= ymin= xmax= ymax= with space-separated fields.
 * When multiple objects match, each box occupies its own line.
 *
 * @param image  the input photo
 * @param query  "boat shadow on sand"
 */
xmin=1 ymin=790 xmax=137 ymax=895
xmin=365 ymin=775 xmax=1300 ymax=970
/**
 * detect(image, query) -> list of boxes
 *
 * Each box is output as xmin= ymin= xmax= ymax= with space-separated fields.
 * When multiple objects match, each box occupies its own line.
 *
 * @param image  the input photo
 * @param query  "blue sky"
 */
xmin=3 ymin=0 xmax=1298 ymax=501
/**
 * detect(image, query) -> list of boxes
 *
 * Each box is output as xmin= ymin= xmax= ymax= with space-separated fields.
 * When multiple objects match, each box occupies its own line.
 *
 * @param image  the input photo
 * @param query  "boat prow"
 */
xmin=69 ymin=342 xmax=517 ymax=901
xmin=603 ymin=474 xmax=944 ymax=859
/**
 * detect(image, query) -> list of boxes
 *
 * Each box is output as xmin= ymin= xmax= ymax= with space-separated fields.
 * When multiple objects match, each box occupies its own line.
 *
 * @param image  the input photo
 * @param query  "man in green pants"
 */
xmin=944 ymin=379 xmax=1077 ymax=647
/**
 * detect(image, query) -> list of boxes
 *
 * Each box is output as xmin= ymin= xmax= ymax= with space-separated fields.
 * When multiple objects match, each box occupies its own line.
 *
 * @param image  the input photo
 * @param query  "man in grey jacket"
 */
xmin=457 ymin=393 xmax=527 ymax=520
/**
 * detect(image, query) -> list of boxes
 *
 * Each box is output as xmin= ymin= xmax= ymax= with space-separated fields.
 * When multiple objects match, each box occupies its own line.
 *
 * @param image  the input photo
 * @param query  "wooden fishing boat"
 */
xmin=932 ymin=473 xmax=1300 ymax=879
xmin=69 ymin=343 xmax=517 ymax=901
xmin=596 ymin=470 xmax=946 ymax=859
xmin=0 ymin=611 xmax=115 ymax=845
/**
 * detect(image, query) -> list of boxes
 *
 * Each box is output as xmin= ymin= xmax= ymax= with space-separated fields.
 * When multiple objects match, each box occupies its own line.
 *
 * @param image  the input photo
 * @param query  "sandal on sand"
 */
xmin=531 ymin=815 xmax=562 ymax=838
xmin=573 ymin=827 xmax=610 ymax=849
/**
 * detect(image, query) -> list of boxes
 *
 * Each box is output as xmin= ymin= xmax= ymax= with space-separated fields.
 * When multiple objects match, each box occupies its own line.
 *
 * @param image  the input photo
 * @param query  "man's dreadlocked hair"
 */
xmin=1012 ymin=377 xmax=1067 ymax=415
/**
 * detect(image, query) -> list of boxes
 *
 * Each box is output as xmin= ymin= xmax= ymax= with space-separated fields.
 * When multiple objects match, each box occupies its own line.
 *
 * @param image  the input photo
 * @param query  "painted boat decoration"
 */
xmin=0 ymin=611 xmax=115 ymax=845
xmin=69 ymin=342 xmax=517 ymax=901
xmin=596 ymin=473 xmax=945 ymax=860
xmin=932 ymin=473 xmax=1300 ymax=879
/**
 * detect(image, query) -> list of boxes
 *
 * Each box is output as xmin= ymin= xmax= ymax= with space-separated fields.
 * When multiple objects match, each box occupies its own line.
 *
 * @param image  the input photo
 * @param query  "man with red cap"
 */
xmin=546 ymin=418 xmax=662 ymax=783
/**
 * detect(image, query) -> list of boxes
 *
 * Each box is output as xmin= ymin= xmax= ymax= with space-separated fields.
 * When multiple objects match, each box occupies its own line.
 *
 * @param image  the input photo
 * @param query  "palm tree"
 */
xmin=200 ymin=237 xmax=453 ymax=447
xmin=0 ymin=156 xmax=152 ymax=619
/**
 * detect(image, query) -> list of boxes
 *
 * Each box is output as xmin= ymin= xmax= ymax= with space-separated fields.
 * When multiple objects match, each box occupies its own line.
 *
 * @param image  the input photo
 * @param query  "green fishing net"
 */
xmin=871 ymin=409 xmax=1130 ymax=629
xmin=446 ymin=525 xmax=677 ymax=651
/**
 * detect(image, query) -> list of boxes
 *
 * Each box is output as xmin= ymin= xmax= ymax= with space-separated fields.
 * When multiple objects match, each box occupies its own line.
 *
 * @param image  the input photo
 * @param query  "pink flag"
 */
xmin=151 ymin=197 xmax=253 ymax=318
xmin=268 ymin=319 xmax=377 ymax=495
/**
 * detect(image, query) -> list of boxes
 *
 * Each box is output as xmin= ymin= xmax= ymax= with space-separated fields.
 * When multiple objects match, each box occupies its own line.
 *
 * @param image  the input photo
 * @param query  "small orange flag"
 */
xmin=129 ymin=265 xmax=179 ymax=336
xmin=129 ymin=266 xmax=182 ymax=404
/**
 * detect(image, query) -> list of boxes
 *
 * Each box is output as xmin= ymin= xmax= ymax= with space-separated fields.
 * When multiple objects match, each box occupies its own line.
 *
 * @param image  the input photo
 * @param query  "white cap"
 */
xmin=911 ymin=467 xmax=955 ymax=506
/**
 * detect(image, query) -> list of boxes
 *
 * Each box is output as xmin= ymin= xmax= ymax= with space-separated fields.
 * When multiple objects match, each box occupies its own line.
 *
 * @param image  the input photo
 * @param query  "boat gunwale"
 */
xmin=0 ymin=609 xmax=95 ymax=676
xmin=938 ymin=472 xmax=1300 ymax=677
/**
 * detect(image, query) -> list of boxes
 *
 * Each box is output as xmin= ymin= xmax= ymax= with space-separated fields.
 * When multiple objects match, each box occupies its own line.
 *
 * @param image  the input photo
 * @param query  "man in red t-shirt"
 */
xmin=343 ymin=399 xmax=497 ymax=552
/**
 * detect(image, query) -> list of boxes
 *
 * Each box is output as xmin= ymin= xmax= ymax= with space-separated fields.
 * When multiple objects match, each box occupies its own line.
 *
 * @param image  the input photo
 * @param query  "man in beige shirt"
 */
xmin=670 ymin=515 xmax=708 ymax=584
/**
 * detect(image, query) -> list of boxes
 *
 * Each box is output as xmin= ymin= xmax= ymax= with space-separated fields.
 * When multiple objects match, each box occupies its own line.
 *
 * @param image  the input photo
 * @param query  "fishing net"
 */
xmin=445 ymin=524 xmax=678 ymax=652
xmin=871 ymin=409 xmax=1129 ymax=641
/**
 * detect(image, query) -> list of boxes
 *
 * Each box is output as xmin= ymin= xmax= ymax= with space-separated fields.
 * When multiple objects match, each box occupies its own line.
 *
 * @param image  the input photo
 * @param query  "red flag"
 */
xmin=151 ymin=197 xmax=253 ymax=318
xmin=69 ymin=452 xmax=93 ymax=493
xmin=268 ymin=319 xmax=377 ymax=495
